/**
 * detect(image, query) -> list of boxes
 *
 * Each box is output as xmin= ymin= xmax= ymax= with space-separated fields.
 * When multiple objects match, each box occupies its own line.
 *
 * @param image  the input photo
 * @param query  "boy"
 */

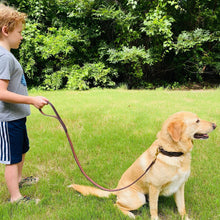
xmin=0 ymin=3 xmax=48 ymax=203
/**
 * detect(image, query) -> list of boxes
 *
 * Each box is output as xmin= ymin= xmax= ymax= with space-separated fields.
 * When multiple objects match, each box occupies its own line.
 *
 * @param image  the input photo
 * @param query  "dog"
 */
xmin=68 ymin=112 xmax=216 ymax=220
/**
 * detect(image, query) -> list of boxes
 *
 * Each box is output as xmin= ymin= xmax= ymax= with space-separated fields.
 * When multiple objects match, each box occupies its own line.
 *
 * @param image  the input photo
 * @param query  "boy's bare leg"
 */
xmin=18 ymin=154 xmax=25 ymax=183
xmin=5 ymin=163 xmax=22 ymax=202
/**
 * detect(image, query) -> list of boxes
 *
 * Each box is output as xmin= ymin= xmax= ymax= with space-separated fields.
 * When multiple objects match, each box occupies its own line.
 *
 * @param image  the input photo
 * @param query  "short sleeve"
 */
xmin=0 ymin=54 xmax=13 ymax=80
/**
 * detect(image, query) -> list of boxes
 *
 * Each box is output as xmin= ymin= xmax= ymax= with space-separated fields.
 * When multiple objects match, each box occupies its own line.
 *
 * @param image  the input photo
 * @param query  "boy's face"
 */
xmin=7 ymin=21 xmax=24 ymax=49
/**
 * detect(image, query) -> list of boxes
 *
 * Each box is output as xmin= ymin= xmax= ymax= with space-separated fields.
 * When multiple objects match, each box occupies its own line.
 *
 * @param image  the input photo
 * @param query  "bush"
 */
xmin=66 ymin=63 xmax=118 ymax=90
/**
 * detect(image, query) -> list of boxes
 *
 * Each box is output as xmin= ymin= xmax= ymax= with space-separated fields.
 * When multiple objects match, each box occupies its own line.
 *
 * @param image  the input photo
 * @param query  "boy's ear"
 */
xmin=2 ymin=26 xmax=9 ymax=36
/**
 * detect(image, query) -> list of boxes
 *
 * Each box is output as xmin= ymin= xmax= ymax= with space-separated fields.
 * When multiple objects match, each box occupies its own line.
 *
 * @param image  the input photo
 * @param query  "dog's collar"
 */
xmin=158 ymin=146 xmax=184 ymax=157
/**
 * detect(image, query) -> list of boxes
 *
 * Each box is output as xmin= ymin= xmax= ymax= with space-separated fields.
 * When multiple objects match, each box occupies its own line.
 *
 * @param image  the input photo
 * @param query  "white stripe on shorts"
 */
xmin=0 ymin=122 xmax=11 ymax=164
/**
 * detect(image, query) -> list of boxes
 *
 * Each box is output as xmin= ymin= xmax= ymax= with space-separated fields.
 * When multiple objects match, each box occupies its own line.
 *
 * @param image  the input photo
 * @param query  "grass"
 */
xmin=0 ymin=89 xmax=219 ymax=220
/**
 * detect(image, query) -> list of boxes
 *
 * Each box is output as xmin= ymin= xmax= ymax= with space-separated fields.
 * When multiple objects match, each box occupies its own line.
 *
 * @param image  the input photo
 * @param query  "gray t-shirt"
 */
xmin=0 ymin=46 xmax=30 ymax=121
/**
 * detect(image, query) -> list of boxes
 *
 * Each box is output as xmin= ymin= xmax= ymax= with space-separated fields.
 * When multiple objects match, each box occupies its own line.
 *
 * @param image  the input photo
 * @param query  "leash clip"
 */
xmin=155 ymin=147 xmax=160 ymax=158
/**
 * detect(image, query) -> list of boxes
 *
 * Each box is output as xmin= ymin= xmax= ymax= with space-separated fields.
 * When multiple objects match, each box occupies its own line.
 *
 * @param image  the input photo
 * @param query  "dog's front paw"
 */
xmin=127 ymin=211 xmax=136 ymax=219
xmin=182 ymin=215 xmax=191 ymax=220
xmin=151 ymin=216 xmax=160 ymax=220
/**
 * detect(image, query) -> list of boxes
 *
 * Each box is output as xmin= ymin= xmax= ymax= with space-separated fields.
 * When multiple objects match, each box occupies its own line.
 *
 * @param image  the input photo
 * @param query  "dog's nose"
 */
xmin=212 ymin=123 xmax=217 ymax=130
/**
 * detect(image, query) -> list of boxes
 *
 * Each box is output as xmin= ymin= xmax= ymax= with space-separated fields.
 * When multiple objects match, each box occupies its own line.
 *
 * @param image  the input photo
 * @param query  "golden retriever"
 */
xmin=68 ymin=112 xmax=216 ymax=220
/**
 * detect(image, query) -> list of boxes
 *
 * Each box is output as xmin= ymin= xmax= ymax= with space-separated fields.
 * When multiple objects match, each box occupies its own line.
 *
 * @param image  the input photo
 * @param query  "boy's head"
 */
xmin=0 ymin=3 xmax=27 ymax=39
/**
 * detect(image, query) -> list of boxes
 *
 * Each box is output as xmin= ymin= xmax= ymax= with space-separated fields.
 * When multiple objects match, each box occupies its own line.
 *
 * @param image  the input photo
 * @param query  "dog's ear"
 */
xmin=167 ymin=120 xmax=184 ymax=142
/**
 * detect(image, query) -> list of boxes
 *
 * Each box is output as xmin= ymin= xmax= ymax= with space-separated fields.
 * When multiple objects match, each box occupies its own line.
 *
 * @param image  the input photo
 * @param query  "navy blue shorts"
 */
xmin=0 ymin=118 xmax=29 ymax=165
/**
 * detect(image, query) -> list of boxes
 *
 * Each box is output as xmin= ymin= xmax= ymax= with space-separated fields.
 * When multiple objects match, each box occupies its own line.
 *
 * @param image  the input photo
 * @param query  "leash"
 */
xmin=39 ymin=101 xmax=158 ymax=192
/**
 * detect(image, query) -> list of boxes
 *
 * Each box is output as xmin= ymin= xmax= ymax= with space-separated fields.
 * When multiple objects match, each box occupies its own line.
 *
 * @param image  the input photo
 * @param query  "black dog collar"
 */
xmin=158 ymin=146 xmax=184 ymax=157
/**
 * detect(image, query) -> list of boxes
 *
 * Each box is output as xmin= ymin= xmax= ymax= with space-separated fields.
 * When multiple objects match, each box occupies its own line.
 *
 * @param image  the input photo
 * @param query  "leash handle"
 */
xmin=39 ymin=101 xmax=157 ymax=192
xmin=39 ymin=101 xmax=67 ymax=133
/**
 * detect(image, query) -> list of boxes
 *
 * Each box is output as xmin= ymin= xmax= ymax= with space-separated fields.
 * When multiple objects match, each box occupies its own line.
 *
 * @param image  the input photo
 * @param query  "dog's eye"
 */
xmin=196 ymin=119 xmax=200 ymax=123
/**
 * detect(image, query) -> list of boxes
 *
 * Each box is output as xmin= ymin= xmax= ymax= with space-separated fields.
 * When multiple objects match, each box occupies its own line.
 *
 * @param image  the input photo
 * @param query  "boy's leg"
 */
xmin=5 ymin=163 xmax=22 ymax=202
xmin=18 ymin=153 xmax=40 ymax=187
xmin=18 ymin=153 xmax=25 ymax=183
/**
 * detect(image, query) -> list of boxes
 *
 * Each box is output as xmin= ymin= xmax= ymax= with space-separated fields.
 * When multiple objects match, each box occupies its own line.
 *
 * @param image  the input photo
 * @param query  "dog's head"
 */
xmin=157 ymin=112 xmax=216 ymax=144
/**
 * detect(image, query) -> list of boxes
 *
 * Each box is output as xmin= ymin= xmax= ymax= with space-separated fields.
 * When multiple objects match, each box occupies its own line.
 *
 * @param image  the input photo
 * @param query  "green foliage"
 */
xmin=66 ymin=63 xmax=118 ymax=90
xmin=175 ymin=29 xmax=220 ymax=78
xmin=142 ymin=7 xmax=175 ymax=51
xmin=41 ymin=67 xmax=68 ymax=90
xmin=6 ymin=0 xmax=220 ymax=89
xmin=175 ymin=29 xmax=219 ymax=53
xmin=37 ymin=27 xmax=82 ymax=59
xmin=108 ymin=46 xmax=154 ymax=65
xmin=18 ymin=22 xmax=41 ymax=82
xmin=107 ymin=46 xmax=155 ymax=87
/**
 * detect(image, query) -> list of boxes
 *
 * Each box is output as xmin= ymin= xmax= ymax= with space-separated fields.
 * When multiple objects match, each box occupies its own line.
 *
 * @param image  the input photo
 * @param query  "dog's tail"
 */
xmin=68 ymin=184 xmax=113 ymax=198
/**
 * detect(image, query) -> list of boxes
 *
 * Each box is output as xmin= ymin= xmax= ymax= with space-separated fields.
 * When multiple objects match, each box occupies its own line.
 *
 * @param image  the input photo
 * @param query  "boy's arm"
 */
xmin=0 ymin=79 xmax=48 ymax=109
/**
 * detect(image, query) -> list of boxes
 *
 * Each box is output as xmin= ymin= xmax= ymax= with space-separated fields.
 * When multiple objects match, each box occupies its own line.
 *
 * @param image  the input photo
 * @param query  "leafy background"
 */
xmin=7 ymin=0 xmax=220 ymax=89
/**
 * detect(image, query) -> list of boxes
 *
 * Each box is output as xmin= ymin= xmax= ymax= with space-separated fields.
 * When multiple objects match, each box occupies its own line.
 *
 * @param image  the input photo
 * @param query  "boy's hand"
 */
xmin=32 ymin=96 xmax=48 ymax=109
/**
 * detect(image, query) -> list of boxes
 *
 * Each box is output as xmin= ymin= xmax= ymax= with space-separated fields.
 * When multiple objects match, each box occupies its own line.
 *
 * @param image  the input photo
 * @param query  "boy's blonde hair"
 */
xmin=0 ymin=3 xmax=27 ymax=38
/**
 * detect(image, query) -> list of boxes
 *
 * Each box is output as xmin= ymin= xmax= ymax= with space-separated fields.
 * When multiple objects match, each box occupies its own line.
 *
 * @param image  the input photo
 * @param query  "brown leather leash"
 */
xmin=39 ymin=101 xmax=158 ymax=192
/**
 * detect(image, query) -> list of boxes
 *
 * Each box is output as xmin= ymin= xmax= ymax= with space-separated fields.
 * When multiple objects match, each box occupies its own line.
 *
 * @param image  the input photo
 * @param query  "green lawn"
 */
xmin=0 ymin=89 xmax=219 ymax=220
